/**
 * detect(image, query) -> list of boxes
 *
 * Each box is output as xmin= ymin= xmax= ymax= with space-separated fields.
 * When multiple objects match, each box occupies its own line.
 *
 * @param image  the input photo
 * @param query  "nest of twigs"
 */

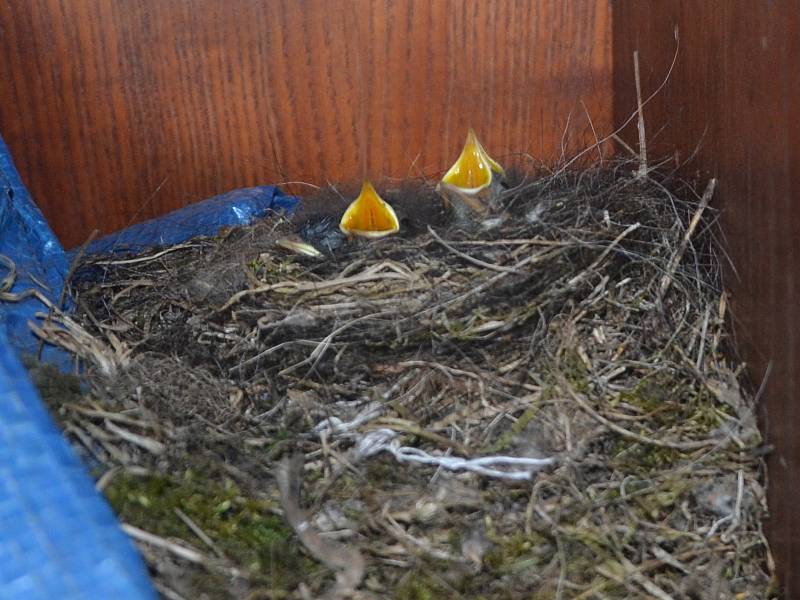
xmin=30 ymin=161 xmax=775 ymax=599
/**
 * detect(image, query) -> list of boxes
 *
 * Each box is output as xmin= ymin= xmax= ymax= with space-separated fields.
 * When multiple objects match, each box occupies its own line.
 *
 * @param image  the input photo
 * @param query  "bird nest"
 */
xmin=30 ymin=163 xmax=775 ymax=599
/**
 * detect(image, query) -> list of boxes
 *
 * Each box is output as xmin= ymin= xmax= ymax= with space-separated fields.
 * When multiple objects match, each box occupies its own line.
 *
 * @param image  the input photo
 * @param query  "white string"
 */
xmin=352 ymin=428 xmax=555 ymax=481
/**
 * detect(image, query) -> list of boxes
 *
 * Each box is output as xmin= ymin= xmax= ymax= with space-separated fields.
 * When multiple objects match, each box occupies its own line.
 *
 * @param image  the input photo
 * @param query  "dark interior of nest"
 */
xmin=34 ymin=162 xmax=772 ymax=599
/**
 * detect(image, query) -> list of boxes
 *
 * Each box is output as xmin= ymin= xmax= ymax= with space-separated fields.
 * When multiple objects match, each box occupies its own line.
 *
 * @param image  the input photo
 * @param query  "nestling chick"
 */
xmin=339 ymin=180 xmax=400 ymax=238
xmin=275 ymin=213 xmax=347 ymax=257
xmin=437 ymin=128 xmax=507 ymax=227
xmin=277 ymin=180 xmax=400 ymax=258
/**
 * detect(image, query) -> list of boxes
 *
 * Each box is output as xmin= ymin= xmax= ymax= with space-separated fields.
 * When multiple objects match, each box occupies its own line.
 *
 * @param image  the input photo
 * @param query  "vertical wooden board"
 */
xmin=0 ymin=0 xmax=611 ymax=247
xmin=614 ymin=2 xmax=800 ymax=594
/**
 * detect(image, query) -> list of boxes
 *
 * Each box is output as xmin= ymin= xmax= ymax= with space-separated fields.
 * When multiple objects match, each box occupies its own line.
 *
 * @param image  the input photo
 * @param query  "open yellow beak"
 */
xmin=440 ymin=128 xmax=505 ymax=194
xmin=339 ymin=180 xmax=400 ymax=238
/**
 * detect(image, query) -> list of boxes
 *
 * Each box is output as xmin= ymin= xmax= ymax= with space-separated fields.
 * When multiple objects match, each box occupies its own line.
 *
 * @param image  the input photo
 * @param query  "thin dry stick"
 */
xmin=219 ymin=261 xmax=413 ymax=311
xmin=380 ymin=512 xmax=465 ymax=563
xmin=279 ymin=310 xmax=394 ymax=377
xmin=621 ymin=557 xmax=676 ymax=600
xmin=567 ymin=222 xmax=641 ymax=288
xmin=276 ymin=454 xmax=365 ymax=595
xmin=427 ymin=226 xmax=520 ymax=274
xmin=0 ymin=253 xmax=16 ymax=293
xmin=105 ymin=420 xmax=166 ymax=454
xmin=580 ymin=99 xmax=604 ymax=164
xmin=659 ymin=178 xmax=717 ymax=299
xmin=93 ymin=243 xmax=197 ymax=266
xmin=573 ymin=549 xmax=712 ymax=600
xmin=0 ymin=254 xmax=58 ymax=310
xmin=634 ymin=50 xmax=649 ymax=178
xmin=695 ymin=305 xmax=711 ymax=371
xmin=122 ymin=523 xmax=207 ymax=564
xmin=153 ymin=582 xmax=187 ymax=600
xmin=560 ymin=375 xmax=718 ymax=451
xmin=422 ymin=246 xmax=568 ymax=316
xmin=551 ymin=32 xmax=679 ymax=179
xmin=35 ymin=227 xmax=96 ymax=363
xmin=174 ymin=508 xmax=224 ymax=558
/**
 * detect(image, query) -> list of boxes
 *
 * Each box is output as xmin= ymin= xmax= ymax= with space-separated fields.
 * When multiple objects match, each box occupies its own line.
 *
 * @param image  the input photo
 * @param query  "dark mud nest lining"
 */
xmin=27 ymin=164 xmax=775 ymax=599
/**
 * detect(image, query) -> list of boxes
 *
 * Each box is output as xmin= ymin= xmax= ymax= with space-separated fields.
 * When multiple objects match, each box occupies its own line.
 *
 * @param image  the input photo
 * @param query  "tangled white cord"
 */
xmin=311 ymin=401 xmax=385 ymax=436
xmin=353 ymin=428 xmax=556 ymax=481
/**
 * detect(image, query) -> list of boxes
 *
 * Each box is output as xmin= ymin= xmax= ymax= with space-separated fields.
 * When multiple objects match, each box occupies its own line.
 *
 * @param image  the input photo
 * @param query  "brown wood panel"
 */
xmin=0 ymin=0 xmax=611 ymax=248
xmin=614 ymin=2 xmax=800 ymax=594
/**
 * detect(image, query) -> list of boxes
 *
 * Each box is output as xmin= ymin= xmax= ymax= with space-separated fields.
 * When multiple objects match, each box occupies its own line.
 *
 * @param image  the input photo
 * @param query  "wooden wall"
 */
xmin=614 ymin=3 xmax=800 ymax=595
xmin=0 ymin=0 xmax=611 ymax=248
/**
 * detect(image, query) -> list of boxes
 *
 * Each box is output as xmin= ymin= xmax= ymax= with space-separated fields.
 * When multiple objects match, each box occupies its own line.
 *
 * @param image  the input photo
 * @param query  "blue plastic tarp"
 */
xmin=0 ymin=330 xmax=156 ymax=599
xmin=82 ymin=185 xmax=298 ymax=256
xmin=0 ymin=137 xmax=70 ymax=366
xmin=0 ymin=131 xmax=298 ymax=599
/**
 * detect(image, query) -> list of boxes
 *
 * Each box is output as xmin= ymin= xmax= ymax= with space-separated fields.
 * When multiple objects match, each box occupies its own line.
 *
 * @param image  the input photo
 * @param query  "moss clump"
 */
xmin=483 ymin=532 xmax=553 ymax=572
xmin=23 ymin=359 xmax=84 ymax=413
xmin=394 ymin=563 xmax=491 ymax=600
xmin=394 ymin=573 xmax=453 ymax=600
xmin=483 ymin=404 xmax=542 ymax=453
xmin=559 ymin=348 xmax=591 ymax=393
xmin=105 ymin=470 xmax=319 ymax=592
xmin=610 ymin=438 xmax=689 ymax=473
xmin=613 ymin=373 xmax=727 ymax=433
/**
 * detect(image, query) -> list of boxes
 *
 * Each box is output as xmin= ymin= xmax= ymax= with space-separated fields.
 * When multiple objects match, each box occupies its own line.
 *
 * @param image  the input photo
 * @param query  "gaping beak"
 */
xmin=437 ymin=129 xmax=505 ymax=216
xmin=339 ymin=180 xmax=400 ymax=238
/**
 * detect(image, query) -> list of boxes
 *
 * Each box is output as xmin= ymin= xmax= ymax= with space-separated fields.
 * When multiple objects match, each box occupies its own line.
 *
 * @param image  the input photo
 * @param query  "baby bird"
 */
xmin=339 ymin=180 xmax=400 ymax=238
xmin=277 ymin=180 xmax=400 ymax=258
xmin=436 ymin=128 xmax=506 ymax=226
xmin=275 ymin=213 xmax=348 ymax=257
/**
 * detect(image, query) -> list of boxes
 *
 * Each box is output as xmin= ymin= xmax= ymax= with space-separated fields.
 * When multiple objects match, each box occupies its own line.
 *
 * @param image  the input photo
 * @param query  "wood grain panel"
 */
xmin=614 ymin=3 xmax=800 ymax=594
xmin=0 ymin=0 xmax=612 ymax=248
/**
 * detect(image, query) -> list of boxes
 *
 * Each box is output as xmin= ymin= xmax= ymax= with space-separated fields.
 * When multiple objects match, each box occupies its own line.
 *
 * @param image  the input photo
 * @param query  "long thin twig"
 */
xmin=659 ymin=178 xmax=717 ymax=299
xmin=276 ymin=454 xmax=365 ymax=596
xmin=634 ymin=50 xmax=649 ymax=179
xmin=560 ymin=375 xmax=719 ymax=451
xmin=567 ymin=222 xmax=641 ymax=288
xmin=428 ymin=226 xmax=520 ymax=273
xmin=122 ymin=523 xmax=207 ymax=564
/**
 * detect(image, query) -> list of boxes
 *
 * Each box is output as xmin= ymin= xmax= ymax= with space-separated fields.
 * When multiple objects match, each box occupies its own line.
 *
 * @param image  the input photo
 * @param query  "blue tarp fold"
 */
xmin=82 ymin=185 xmax=297 ymax=256
xmin=0 ymin=131 xmax=297 ymax=599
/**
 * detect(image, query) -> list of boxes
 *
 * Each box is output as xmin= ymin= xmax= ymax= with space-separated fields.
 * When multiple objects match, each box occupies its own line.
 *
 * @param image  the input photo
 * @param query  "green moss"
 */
xmin=629 ymin=478 xmax=692 ymax=521
xmin=247 ymin=256 xmax=264 ymax=274
xmin=105 ymin=471 xmax=320 ymax=592
xmin=23 ymin=359 xmax=84 ymax=413
xmin=447 ymin=529 xmax=463 ymax=552
xmin=612 ymin=372 xmax=725 ymax=432
xmin=558 ymin=526 xmax=611 ymax=562
xmin=395 ymin=574 xmax=451 ymax=600
xmin=263 ymin=430 xmax=293 ymax=461
xmin=611 ymin=439 xmax=688 ymax=472
xmin=614 ymin=375 xmax=676 ymax=413
xmin=483 ymin=532 xmax=552 ymax=573
xmin=485 ymin=529 xmax=602 ymax=590
xmin=483 ymin=404 xmax=542 ymax=453
xmin=438 ymin=314 xmax=473 ymax=341
xmin=394 ymin=563 xmax=492 ymax=600
xmin=560 ymin=348 xmax=591 ymax=393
